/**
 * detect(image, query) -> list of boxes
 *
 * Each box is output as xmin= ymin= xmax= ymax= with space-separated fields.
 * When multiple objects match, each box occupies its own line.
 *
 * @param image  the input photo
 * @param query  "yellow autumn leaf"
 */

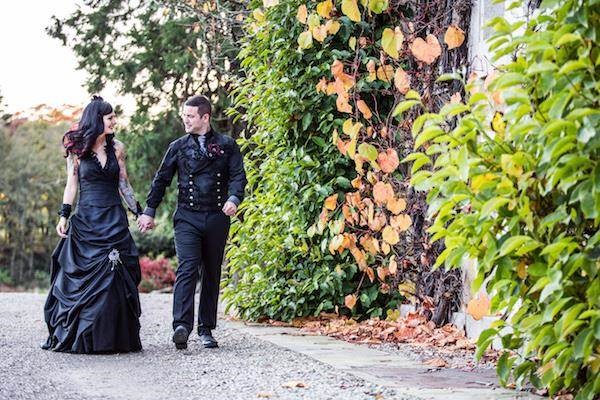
xmin=366 ymin=60 xmax=377 ymax=82
xmin=491 ymin=111 xmax=505 ymax=138
xmin=470 ymin=173 xmax=496 ymax=194
xmin=381 ymin=241 xmax=391 ymax=255
xmin=517 ymin=260 xmax=528 ymax=279
xmin=349 ymin=36 xmax=356 ymax=50
xmin=356 ymin=100 xmax=372 ymax=119
xmin=381 ymin=28 xmax=398 ymax=59
xmin=253 ymin=9 xmax=265 ymax=22
xmin=394 ymin=67 xmax=410 ymax=94
xmin=382 ymin=226 xmax=399 ymax=245
xmin=296 ymin=4 xmax=308 ymax=24
xmin=307 ymin=13 xmax=320 ymax=28
xmin=342 ymin=119 xmax=362 ymax=138
xmin=381 ymin=27 xmax=403 ymax=59
xmin=297 ymin=30 xmax=313 ymax=49
xmin=326 ymin=19 xmax=341 ymax=35
xmin=317 ymin=0 xmax=333 ymax=18
xmin=444 ymin=24 xmax=465 ymax=50
xmin=398 ymin=281 xmax=416 ymax=298
xmin=341 ymin=0 xmax=361 ymax=22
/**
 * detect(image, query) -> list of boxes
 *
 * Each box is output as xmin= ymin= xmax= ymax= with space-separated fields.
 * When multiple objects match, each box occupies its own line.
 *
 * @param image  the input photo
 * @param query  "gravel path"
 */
xmin=0 ymin=293 xmax=408 ymax=400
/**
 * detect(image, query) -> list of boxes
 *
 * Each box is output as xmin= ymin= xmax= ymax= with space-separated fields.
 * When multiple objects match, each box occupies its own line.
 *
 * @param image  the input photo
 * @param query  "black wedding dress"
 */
xmin=42 ymin=135 xmax=142 ymax=353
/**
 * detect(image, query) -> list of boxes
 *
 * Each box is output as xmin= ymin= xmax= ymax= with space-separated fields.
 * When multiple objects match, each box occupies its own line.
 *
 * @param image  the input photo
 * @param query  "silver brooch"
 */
xmin=108 ymin=248 xmax=122 ymax=271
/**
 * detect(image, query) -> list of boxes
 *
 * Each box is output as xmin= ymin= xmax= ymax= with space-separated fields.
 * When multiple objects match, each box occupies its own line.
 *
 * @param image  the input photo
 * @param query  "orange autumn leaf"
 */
xmin=410 ymin=34 xmax=441 ymax=65
xmin=388 ymin=256 xmax=397 ymax=274
xmin=382 ymin=225 xmax=400 ymax=245
xmin=390 ymin=214 xmax=412 ymax=231
xmin=344 ymin=293 xmax=357 ymax=310
xmin=360 ymin=235 xmax=379 ymax=255
xmin=376 ymin=64 xmax=394 ymax=82
xmin=368 ymin=212 xmax=386 ymax=232
xmin=296 ymin=4 xmax=308 ymax=23
xmin=312 ymin=24 xmax=328 ymax=42
xmin=450 ymin=92 xmax=462 ymax=104
xmin=467 ymin=294 xmax=490 ymax=320
xmin=336 ymin=94 xmax=353 ymax=113
xmin=373 ymin=181 xmax=394 ymax=205
xmin=356 ymin=100 xmax=372 ymax=119
xmin=444 ymin=25 xmax=465 ymax=50
xmin=394 ymin=67 xmax=410 ymax=94
xmin=350 ymin=246 xmax=367 ymax=269
xmin=336 ymin=138 xmax=349 ymax=155
xmin=324 ymin=193 xmax=338 ymax=210
xmin=351 ymin=176 xmax=362 ymax=189
xmin=316 ymin=77 xmax=328 ymax=93
xmin=366 ymin=266 xmax=375 ymax=282
xmin=377 ymin=148 xmax=399 ymax=173
xmin=377 ymin=266 xmax=389 ymax=281
xmin=386 ymin=197 xmax=406 ymax=214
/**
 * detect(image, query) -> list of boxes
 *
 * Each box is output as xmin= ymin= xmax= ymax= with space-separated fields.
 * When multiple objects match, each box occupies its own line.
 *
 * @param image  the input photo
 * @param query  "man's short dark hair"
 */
xmin=184 ymin=95 xmax=212 ymax=117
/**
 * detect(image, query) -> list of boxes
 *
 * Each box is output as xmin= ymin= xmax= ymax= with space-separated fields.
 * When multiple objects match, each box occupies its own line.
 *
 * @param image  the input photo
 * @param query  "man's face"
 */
xmin=182 ymin=105 xmax=209 ymax=134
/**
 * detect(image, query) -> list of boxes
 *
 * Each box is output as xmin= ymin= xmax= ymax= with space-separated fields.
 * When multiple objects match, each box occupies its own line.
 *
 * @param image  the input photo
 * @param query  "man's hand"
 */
xmin=222 ymin=200 xmax=237 ymax=216
xmin=137 ymin=214 xmax=155 ymax=233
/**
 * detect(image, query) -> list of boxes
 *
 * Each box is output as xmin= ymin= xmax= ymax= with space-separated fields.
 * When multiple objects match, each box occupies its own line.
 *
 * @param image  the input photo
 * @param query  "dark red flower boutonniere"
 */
xmin=207 ymin=143 xmax=225 ymax=159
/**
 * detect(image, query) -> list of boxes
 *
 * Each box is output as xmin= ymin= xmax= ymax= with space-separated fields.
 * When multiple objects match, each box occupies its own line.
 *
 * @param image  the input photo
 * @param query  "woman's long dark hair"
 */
xmin=63 ymin=95 xmax=113 ymax=158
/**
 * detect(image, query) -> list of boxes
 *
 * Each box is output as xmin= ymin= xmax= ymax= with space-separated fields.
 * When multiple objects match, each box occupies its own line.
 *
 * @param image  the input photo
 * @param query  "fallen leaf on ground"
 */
xmin=424 ymin=357 xmax=448 ymax=368
xmin=282 ymin=380 xmax=309 ymax=388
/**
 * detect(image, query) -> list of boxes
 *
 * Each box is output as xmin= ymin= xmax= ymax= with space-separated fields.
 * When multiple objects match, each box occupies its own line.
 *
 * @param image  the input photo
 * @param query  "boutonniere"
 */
xmin=207 ymin=143 xmax=225 ymax=158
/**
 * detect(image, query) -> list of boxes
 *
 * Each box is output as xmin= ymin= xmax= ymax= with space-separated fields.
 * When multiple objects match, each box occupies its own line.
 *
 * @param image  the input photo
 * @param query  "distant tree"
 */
xmin=47 ymin=0 xmax=248 ymax=214
xmin=0 ymin=121 xmax=66 ymax=286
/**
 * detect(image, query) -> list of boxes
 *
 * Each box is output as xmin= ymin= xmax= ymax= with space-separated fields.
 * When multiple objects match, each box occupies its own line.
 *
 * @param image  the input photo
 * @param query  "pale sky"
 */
xmin=0 ymin=1 xmax=128 ymax=113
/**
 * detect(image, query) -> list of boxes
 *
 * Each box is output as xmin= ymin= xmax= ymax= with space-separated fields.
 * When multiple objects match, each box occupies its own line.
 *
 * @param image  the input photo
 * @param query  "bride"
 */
xmin=41 ymin=96 xmax=144 ymax=353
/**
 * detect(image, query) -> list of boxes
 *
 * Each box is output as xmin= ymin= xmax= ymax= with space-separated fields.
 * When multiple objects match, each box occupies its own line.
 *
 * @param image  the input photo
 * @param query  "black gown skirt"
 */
xmin=43 ymin=136 xmax=142 ymax=353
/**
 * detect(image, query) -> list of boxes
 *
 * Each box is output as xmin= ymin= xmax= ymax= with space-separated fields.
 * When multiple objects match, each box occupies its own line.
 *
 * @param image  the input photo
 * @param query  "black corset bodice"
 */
xmin=78 ymin=136 xmax=121 ymax=207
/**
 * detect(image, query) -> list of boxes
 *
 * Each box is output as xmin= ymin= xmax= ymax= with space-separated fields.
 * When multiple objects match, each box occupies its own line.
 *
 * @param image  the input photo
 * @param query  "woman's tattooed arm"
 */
xmin=114 ymin=139 xmax=140 ymax=215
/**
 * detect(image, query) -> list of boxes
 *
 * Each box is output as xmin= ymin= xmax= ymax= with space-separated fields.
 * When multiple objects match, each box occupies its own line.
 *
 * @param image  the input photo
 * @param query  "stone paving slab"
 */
xmin=228 ymin=321 xmax=544 ymax=400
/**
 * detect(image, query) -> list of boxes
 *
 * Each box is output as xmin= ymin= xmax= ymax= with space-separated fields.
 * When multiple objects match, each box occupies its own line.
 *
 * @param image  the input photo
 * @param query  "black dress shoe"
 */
xmin=172 ymin=325 xmax=189 ymax=350
xmin=198 ymin=328 xmax=218 ymax=348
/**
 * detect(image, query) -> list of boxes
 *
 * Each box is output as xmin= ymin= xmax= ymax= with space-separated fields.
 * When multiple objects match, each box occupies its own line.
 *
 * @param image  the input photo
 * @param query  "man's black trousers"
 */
xmin=172 ymin=207 xmax=230 ymax=333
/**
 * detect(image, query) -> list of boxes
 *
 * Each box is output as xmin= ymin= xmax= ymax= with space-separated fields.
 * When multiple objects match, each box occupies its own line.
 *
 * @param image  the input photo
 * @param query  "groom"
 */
xmin=138 ymin=95 xmax=247 ymax=349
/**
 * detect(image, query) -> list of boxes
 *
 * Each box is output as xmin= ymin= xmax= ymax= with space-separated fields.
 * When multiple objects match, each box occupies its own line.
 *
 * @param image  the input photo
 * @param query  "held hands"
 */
xmin=222 ymin=200 xmax=237 ymax=216
xmin=137 ymin=214 xmax=155 ymax=233
xmin=56 ymin=217 xmax=69 ymax=238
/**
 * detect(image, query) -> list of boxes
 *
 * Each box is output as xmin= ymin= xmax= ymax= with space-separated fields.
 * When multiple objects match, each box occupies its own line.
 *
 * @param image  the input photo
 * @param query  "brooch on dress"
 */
xmin=108 ymin=248 xmax=122 ymax=271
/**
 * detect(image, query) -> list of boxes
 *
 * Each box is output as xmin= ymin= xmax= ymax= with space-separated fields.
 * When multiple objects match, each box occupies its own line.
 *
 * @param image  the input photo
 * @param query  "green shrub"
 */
xmin=408 ymin=0 xmax=599 ymax=396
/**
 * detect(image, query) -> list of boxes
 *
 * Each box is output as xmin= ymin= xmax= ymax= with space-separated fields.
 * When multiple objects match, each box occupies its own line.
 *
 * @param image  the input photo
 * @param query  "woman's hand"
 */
xmin=56 ymin=217 xmax=69 ymax=238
